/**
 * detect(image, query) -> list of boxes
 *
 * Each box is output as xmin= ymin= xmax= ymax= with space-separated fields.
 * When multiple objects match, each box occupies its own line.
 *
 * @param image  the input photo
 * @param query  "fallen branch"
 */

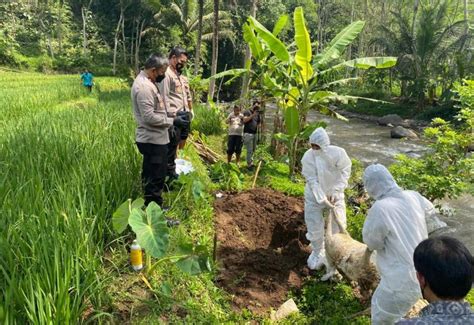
xmin=189 ymin=134 xmax=221 ymax=164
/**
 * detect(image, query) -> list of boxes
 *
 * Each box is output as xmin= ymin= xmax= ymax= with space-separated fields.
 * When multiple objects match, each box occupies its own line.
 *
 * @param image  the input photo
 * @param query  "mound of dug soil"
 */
xmin=214 ymin=188 xmax=311 ymax=314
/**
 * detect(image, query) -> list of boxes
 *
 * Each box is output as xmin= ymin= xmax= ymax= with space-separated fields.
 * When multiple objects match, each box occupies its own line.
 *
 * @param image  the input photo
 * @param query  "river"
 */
xmin=263 ymin=109 xmax=474 ymax=252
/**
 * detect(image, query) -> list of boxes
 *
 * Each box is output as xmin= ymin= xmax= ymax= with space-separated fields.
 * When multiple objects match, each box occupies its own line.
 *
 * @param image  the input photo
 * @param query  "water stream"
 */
xmin=262 ymin=109 xmax=473 ymax=252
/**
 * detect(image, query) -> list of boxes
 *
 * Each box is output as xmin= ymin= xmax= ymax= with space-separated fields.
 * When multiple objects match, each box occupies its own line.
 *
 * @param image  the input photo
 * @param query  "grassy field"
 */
xmin=0 ymin=71 xmax=233 ymax=323
xmin=0 ymin=71 xmax=142 ymax=322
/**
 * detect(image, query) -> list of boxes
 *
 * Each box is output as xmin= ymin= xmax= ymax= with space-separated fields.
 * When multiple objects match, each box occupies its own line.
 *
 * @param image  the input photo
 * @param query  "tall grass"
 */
xmin=0 ymin=72 xmax=141 ymax=323
xmin=191 ymin=103 xmax=225 ymax=135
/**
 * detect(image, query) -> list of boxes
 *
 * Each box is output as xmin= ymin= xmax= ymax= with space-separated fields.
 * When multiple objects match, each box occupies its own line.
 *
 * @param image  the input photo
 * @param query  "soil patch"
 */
xmin=214 ymin=188 xmax=310 ymax=314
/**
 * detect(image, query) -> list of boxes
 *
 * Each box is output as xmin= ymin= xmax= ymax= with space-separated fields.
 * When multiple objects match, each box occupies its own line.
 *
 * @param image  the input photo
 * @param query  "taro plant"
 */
xmin=113 ymin=199 xmax=211 ymax=275
xmin=237 ymin=7 xmax=398 ymax=177
xmin=209 ymin=161 xmax=245 ymax=191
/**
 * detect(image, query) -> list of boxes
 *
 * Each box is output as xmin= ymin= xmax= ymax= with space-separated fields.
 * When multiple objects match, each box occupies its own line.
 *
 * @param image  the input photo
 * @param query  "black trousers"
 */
xmin=167 ymin=126 xmax=181 ymax=177
xmin=136 ymin=142 xmax=168 ymax=206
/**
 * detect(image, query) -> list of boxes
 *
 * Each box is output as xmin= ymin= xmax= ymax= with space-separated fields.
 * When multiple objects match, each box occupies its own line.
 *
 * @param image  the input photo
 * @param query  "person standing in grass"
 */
xmin=226 ymin=105 xmax=244 ymax=164
xmin=80 ymin=69 xmax=94 ymax=92
xmin=242 ymin=100 xmax=262 ymax=169
xmin=159 ymin=47 xmax=193 ymax=185
xmin=131 ymin=53 xmax=187 ymax=208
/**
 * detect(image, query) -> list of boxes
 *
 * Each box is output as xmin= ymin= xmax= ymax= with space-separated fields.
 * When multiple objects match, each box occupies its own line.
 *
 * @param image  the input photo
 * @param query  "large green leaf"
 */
xmin=206 ymin=68 xmax=248 ymax=81
xmin=243 ymin=23 xmax=263 ymax=60
xmin=129 ymin=202 xmax=169 ymax=258
xmin=317 ymin=105 xmax=349 ymax=121
xmin=273 ymin=132 xmax=290 ymax=145
xmin=284 ymin=106 xmax=300 ymax=137
xmin=112 ymin=198 xmax=144 ymax=234
xmin=175 ymin=243 xmax=211 ymax=275
xmin=342 ymin=56 xmax=397 ymax=69
xmin=321 ymin=57 xmax=398 ymax=75
xmin=309 ymin=90 xmax=337 ymax=104
xmin=272 ymin=14 xmax=289 ymax=36
xmin=192 ymin=179 xmax=205 ymax=202
xmin=294 ymin=7 xmax=313 ymax=83
xmin=315 ymin=21 xmax=365 ymax=68
xmin=299 ymin=121 xmax=328 ymax=140
xmin=248 ymin=16 xmax=290 ymax=62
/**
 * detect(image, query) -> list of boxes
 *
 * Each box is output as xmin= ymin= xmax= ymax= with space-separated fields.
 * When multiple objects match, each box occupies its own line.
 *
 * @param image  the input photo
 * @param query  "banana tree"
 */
xmin=242 ymin=7 xmax=397 ymax=176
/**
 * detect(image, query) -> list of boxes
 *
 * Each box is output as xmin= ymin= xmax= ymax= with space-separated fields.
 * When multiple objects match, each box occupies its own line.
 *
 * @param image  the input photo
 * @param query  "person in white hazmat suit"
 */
xmin=301 ymin=127 xmax=351 ymax=279
xmin=362 ymin=164 xmax=435 ymax=325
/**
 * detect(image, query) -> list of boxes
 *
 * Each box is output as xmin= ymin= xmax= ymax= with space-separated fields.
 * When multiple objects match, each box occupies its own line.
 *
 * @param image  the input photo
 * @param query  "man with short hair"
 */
xmin=396 ymin=236 xmax=474 ymax=324
xmin=242 ymin=100 xmax=262 ymax=169
xmin=159 ymin=47 xmax=193 ymax=182
xmin=131 ymin=53 xmax=188 ymax=207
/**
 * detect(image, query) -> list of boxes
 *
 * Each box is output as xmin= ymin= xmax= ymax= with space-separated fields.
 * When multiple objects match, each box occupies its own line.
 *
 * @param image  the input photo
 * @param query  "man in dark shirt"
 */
xmin=242 ymin=100 xmax=261 ymax=168
xmin=396 ymin=236 xmax=474 ymax=324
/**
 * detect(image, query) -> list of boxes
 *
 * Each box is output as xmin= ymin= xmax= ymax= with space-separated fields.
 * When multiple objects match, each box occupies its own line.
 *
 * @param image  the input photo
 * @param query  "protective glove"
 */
xmin=168 ymin=126 xmax=177 ymax=140
xmin=328 ymin=191 xmax=343 ymax=205
xmin=323 ymin=199 xmax=335 ymax=209
xmin=173 ymin=114 xmax=190 ymax=128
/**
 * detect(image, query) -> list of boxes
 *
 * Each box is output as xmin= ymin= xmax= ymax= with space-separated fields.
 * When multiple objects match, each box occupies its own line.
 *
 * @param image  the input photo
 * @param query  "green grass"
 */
xmin=0 ymin=71 xmax=244 ymax=323
xmin=0 ymin=71 xmax=140 ymax=323
xmin=191 ymin=103 xmax=225 ymax=135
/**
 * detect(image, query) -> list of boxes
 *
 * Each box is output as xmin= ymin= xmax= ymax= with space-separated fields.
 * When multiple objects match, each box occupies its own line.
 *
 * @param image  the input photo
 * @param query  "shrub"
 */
xmin=390 ymin=82 xmax=474 ymax=201
xmin=209 ymin=161 xmax=246 ymax=191
xmin=191 ymin=103 xmax=225 ymax=135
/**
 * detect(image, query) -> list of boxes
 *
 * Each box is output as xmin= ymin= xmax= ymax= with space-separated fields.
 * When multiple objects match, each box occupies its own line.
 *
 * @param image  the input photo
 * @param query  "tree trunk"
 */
xmin=317 ymin=0 xmax=323 ymax=52
xmin=194 ymin=0 xmax=204 ymax=76
xmin=81 ymin=6 xmax=87 ymax=56
xmin=130 ymin=19 xmax=135 ymax=66
xmin=121 ymin=8 xmax=127 ymax=64
xmin=411 ymin=0 xmax=424 ymax=110
xmin=113 ymin=12 xmax=124 ymax=75
xmin=58 ymin=2 xmax=63 ymax=54
xmin=358 ymin=0 xmax=369 ymax=57
xmin=47 ymin=34 xmax=55 ymax=60
xmin=463 ymin=0 xmax=469 ymax=36
xmin=208 ymin=0 xmax=219 ymax=100
xmin=135 ymin=19 xmax=146 ymax=74
xmin=346 ymin=1 xmax=354 ymax=77
xmin=240 ymin=0 xmax=257 ymax=102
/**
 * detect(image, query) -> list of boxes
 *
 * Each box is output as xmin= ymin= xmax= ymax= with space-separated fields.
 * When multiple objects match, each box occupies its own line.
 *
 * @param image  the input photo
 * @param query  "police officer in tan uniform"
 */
xmin=131 ymin=53 xmax=188 ymax=207
xmin=159 ymin=47 xmax=193 ymax=182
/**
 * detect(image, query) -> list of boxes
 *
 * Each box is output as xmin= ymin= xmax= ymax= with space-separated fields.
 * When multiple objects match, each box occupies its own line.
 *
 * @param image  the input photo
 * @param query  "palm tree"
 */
xmin=371 ymin=0 xmax=470 ymax=108
xmin=208 ymin=0 xmax=219 ymax=99
xmin=194 ymin=0 xmax=204 ymax=75
xmin=161 ymin=0 xmax=233 ymax=50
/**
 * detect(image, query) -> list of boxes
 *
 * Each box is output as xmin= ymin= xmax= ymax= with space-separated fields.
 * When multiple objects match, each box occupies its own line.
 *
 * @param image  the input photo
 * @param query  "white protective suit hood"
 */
xmin=363 ymin=164 xmax=400 ymax=200
xmin=309 ymin=127 xmax=330 ymax=151
xmin=362 ymin=164 xmax=430 ymax=324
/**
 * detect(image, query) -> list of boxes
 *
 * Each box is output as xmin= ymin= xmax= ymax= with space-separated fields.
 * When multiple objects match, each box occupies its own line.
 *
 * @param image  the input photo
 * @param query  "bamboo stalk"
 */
xmin=251 ymin=160 xmax=263 ymax=189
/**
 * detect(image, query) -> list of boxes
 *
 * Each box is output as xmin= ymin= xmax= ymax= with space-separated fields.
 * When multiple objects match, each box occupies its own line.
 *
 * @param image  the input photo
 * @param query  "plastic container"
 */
xmin=130 ymin=239 xmax=143 ymax=271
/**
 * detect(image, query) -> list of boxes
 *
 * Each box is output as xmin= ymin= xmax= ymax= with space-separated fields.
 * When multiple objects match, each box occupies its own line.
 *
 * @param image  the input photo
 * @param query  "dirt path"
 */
xmin=214 ymin=188 xmax=311 ymax=314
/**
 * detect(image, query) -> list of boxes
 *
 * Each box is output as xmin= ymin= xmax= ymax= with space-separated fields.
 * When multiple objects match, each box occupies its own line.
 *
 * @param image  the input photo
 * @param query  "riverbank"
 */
xmin=332 ymin=106 xmax=429 ymax=132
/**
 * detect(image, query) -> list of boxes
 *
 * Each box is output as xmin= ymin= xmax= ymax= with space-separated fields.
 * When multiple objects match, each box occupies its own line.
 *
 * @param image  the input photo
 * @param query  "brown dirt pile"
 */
xmin=214 ymin=188 xmax=311 ymax=314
